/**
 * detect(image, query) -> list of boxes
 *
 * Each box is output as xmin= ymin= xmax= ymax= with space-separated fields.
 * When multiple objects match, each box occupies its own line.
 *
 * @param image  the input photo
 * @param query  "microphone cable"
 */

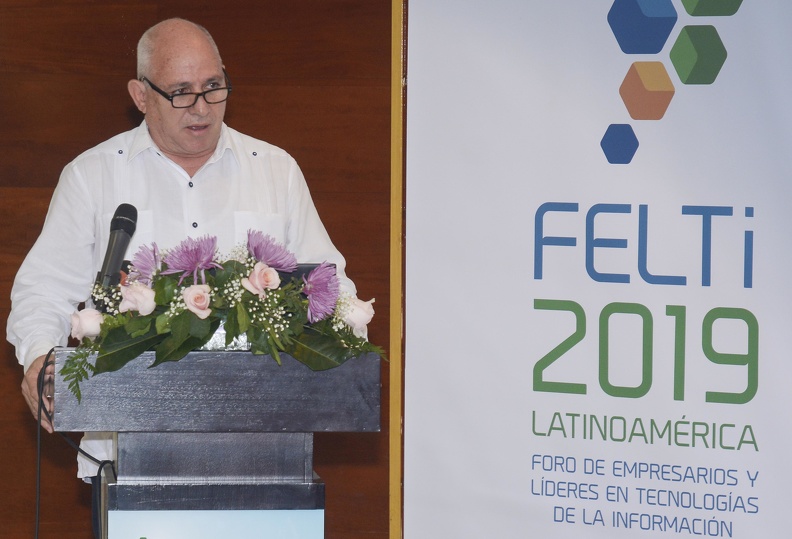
xmin=34 ymin=348 xmax=54 ymax=539
xmin=35 ymin=348 xmax=116 ymax=539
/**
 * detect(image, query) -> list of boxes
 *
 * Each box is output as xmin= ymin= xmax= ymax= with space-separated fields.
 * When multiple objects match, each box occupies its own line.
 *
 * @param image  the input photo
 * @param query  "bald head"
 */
xmin=136 ymin=18 xmax=222 ymax=79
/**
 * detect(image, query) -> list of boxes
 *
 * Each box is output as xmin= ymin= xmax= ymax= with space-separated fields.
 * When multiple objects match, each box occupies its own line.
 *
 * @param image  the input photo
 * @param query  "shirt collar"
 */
xmin=127 ymin=120 xmax=155 ymax=161
xmin=206 ymin=123 xmax=236 ymax=166
xmin=128 ymin=121 xmax=237 ymax=166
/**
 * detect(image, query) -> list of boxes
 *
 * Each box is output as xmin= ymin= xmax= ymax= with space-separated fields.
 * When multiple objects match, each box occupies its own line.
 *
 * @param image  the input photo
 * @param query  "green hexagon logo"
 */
xmin=681 ymin=0 xmax=743 ymax=16
xmin=670 ymin=25 xmax=727 ymax=85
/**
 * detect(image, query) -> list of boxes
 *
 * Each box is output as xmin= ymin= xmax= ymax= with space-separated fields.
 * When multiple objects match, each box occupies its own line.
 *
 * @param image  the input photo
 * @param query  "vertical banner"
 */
xmin=405 ymin=1 xmax=792 ymax=538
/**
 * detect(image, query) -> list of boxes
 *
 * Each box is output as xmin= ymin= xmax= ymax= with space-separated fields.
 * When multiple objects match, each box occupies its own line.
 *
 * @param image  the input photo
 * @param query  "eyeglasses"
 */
xmin=141 ymin=69 xmax=232 ymax=109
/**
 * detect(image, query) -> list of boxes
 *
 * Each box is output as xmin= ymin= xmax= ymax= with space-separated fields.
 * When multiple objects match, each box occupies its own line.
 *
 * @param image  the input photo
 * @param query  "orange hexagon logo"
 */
xmin=619 ymin=61 xmax=676 ymax=120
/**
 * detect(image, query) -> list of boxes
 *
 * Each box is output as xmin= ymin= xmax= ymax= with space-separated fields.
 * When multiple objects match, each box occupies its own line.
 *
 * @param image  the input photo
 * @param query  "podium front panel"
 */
xmin=107 ymin=509 xmax=324 ymax=538
xmin=53 ymin=349 xmax=381 ymax=433
xmin=116 ymin=432 xmax=314 ymax=483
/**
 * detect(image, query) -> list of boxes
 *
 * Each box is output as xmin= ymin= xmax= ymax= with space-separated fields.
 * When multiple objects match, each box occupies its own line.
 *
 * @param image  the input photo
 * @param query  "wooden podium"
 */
xmin=53 ymin=349 xmax=381 ymax=539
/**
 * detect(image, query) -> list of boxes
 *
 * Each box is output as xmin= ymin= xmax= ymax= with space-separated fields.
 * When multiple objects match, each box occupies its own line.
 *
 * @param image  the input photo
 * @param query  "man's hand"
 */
xmin=21 ymin=354 xmax=54 ymax=433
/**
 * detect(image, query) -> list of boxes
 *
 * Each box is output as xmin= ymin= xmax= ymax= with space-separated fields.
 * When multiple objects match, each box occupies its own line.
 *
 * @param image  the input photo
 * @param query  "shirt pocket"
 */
xmin=127 ymin=209 xmax=154 ymax=256
xmin=234 ymin=211 xmax=288 ymax=246
xmin=97 ymin=209 xmax=153 ymax=263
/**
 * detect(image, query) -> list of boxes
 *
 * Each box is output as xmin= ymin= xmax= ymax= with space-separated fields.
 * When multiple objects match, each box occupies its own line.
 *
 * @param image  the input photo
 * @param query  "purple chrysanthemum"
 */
xmin=247 ymin=230 xmax=297 ymax=272
xmin=161 ymin=235 xmax=222 ymax=285
xmin=129 ymin=242 xmax=160 ymax=286
xmin=303 ymin=262 xmax=339 ymax=323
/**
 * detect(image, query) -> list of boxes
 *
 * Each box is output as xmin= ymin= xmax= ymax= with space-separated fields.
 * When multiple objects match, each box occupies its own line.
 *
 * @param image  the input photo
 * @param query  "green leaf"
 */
xmin=169 ymin=310 xmax=192 ymax=341
xmin=224 ymin=306 xmax=240 ymax=346
xmin=271 ymin=347 xmax=282 ymax=365
xmin=248 ymin=326 xmax=276 ymax=356
xmin=309 ymin=318 xmax=387 ymax=360
xmin=236 ymin=302 xmax=250 ymax=333
xmin=189 ymin=312 xmax=212 ymax=339
xmin=154 ymin=275 xmax=177 ymax=304
xmin=155 ymin=313 xmax=171 ymax=334
xmin=60 ymin=348 xmax=97 ymax=402
xmin=151 ymin=334 xmax=197 ymax=366
xmin=125 ymin=315 xmax=154 ymax=338
xmin=268 ymin=328 xmax=285 ymax=350
xmin=286 ymin=328 xmax=357 ymax=371
xmin=94 ymin=326 xmax=166 ymax=374
xmin=167 ymin=309 xmax=212 ymax=342
xmin=151 ymin=317 xmax=221 ymax=367
xmin=212 ymin=261 xmax=244 ymax=289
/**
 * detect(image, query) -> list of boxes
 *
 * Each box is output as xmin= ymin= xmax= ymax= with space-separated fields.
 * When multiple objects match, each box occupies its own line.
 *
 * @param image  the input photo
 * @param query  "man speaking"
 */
xmin=7 ymin=18 xmax=358 ymax=479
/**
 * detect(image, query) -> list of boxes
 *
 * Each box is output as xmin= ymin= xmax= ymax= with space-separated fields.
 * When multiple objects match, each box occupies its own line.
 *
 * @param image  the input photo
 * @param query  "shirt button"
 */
xmin=192 ymin=222 xmax=198 ymax=228
xmin=189 ymin=181 xmax=194 ymax=188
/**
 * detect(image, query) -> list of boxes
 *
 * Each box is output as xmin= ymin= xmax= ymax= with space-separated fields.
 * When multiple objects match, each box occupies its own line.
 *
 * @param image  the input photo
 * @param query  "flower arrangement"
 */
xmin=61 ymin=230 xmax=382 ymax=400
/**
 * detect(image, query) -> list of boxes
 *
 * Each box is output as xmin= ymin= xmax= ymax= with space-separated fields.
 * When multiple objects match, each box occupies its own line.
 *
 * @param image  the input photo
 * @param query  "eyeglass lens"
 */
xmin=171 ymin=88 xmax=230 ymax=108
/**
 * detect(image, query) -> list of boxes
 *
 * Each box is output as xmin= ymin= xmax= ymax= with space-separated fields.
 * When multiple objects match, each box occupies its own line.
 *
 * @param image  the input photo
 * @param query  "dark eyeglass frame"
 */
xmin=140 ymin=69 xmax=233 ymax=109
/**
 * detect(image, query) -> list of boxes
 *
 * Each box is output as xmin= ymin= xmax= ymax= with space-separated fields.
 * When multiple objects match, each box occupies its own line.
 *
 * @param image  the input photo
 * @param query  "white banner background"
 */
xmin=404 ymin=1 xmax=792 ymax=538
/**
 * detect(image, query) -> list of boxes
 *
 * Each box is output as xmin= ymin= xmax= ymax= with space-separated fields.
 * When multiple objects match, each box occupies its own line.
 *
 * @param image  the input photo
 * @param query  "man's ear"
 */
xmin=127 ymin=79 xmax=147 ymax=114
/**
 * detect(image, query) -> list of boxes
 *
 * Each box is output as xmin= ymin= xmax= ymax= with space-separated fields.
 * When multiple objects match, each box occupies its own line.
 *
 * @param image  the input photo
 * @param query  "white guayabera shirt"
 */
xmin=7 ymin=121 xmax=356 ymax=477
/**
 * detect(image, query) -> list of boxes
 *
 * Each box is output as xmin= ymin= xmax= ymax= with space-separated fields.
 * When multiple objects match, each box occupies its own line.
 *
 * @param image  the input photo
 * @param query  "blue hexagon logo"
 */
xmin=601 ymin=124 xmax=639 ymax=164
xmin=608 ymin=0 xmax=678 ymax=54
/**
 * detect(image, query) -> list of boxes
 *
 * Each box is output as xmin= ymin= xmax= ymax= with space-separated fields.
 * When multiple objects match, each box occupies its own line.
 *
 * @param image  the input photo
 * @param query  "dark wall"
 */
xmin=0 ymin=2 xmax=392 ymax=538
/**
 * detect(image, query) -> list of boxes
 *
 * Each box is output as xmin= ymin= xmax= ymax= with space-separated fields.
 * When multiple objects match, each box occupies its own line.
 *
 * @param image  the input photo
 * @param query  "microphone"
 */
xmin=95 ymin=203 xmax=138 ymax=288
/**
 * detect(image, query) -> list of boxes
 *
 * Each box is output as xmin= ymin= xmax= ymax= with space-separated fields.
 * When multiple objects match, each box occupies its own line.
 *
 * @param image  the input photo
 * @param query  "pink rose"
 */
xmin=70 ymin=308 xmax=104 ymax=341
xmin=343 ymin=298 xmax=375 ymax=338
xmin=241 ymin=262 xmax=281 ymax=297
xmin=119 ymin=281 xmax=157 ymax=316
xmin=183 ymin=284 xmax=212 ymax=319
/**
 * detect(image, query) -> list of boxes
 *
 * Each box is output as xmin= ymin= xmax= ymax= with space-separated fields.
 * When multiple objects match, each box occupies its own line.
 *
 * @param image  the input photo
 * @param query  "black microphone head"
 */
xmin=111 ymin=203 xmax=137 ymax=236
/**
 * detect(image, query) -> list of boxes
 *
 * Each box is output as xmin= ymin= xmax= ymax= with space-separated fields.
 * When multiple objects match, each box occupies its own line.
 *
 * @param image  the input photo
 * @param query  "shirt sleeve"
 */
xmin=6 ymin=161 xmax=97 ymax=371
xmin=283 ymin=158 xmax=357 ymax=298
